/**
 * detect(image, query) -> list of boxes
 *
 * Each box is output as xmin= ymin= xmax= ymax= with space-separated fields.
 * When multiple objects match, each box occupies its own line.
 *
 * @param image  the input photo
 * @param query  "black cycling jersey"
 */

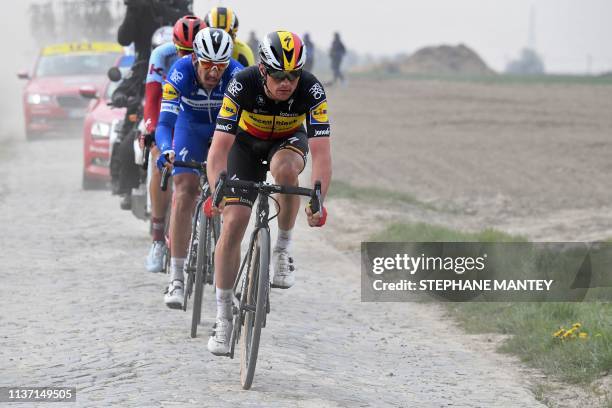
xmin=215 ymin=66 xmax=331 ymax=140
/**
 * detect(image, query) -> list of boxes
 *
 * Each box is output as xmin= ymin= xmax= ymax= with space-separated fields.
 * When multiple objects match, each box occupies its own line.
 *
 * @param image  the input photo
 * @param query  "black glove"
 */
xmin=143 ymin=132 xmax=155 ymax=148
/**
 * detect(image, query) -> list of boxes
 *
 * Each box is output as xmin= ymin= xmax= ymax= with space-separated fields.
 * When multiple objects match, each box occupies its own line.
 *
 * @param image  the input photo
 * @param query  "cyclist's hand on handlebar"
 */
xmin=204 ymin=196 xmax=223 ymax=218
xmin=210 ymin=195 xmax=226 ymax=215
xmin=156 ymin=150 xmax=175 ymax=170
xmin=305 ymin=204 xmax=327 ymax=227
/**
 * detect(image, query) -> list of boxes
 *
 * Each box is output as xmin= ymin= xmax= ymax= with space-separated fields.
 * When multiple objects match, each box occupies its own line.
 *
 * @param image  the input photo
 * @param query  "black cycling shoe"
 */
xmin=120 ymin=194 xmax=132 ymax=210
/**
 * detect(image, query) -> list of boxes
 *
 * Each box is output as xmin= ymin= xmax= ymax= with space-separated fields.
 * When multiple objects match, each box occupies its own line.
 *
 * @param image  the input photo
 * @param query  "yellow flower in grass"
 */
xmin=563 ymin=327 xmax=577 ymax=338
xmin=572 ymin=323 xmax=582 ymax=329
xmin=579 ymin=332 xmax=588 ymax=339
xmin=553 ymin=328 xmax=566 ymax=338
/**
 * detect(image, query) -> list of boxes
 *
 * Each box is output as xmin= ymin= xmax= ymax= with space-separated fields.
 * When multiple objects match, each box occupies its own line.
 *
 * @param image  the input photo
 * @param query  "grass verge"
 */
xmin=328 ymin=180 xmax=437 ymax=211
xmin=372 ymin=221 xmax=612 ymax=385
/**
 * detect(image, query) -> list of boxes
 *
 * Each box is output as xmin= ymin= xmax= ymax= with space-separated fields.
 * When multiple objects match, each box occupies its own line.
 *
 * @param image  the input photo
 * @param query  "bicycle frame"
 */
xmin=229 ymin=190 xmax=272 ymax=359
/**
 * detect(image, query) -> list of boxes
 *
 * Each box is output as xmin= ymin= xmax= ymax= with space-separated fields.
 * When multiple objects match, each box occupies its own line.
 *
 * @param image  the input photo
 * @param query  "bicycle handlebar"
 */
xmin=213 ymin=171 xmax=323 ymax=213
xmin=160 ymin=160 xmax=207 ymax=192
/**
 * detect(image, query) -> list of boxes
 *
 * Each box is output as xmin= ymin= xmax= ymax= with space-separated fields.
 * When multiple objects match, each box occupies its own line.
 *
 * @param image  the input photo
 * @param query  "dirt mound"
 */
xmin=355 ymin=44 xmax=495 ymax=76
xmin=398 ymin=44 xmax=495 ymax=76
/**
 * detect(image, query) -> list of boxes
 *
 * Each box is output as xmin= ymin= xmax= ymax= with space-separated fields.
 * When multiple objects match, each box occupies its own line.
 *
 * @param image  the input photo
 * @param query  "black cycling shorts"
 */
xmin=225 ymin=128 xmax=309 ymax=207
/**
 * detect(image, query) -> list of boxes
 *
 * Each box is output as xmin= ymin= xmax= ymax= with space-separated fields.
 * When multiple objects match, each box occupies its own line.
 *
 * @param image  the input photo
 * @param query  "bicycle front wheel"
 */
xmin=191 ymin=210 xmax=211 ymax=338
xmin=239 ymin=227 xmax=270 ymax=390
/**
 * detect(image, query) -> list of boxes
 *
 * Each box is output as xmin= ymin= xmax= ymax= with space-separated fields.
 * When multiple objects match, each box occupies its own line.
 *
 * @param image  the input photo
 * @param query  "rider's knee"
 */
xmin=270 ymin=156 xmax=301 ymax=183
xmin=173 ymin=176 xmax=198 ymax=201
xmin=221 ymin=207 xmax=250 ymax=236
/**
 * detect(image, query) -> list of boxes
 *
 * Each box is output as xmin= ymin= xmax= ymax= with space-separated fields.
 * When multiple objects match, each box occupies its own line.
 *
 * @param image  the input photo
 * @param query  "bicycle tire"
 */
xmin=161 ymin=201 xmax=173 ymax=274
xmin=191 ymin=211 xmax=210 ymax=338
xmin=240 ymin=228 xmax=270 ymax=390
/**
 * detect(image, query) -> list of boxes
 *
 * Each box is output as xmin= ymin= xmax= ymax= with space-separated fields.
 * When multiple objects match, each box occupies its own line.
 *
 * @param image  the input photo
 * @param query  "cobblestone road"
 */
xmin=0 ymin=136 xmax=543 ymax=407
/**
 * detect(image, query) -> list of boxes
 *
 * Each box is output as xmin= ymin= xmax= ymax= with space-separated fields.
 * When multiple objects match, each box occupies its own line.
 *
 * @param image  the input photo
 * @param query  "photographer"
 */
xmin=118 ymin=0 xmax=191 ymax=62
xmin=112 ymin=0 xmax=192 ymax=209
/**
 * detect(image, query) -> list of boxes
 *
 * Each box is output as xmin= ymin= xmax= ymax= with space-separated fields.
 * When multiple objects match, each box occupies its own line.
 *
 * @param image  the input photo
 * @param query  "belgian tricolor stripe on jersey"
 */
xmin=239 ymin=111 xmax=306 ymax=139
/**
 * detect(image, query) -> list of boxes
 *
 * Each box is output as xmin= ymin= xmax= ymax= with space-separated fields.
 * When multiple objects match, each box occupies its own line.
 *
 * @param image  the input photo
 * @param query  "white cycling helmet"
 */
xmin=193 ymin=27 xmax=233 ymax=62
xmin=151 ymin=26 xmax=173 ymax=49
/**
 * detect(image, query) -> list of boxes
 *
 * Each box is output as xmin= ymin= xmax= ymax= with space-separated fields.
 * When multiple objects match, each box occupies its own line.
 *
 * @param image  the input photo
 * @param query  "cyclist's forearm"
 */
xmin=155 ymin=121 xmax=174 ymax=152
xmin=143 ymin=82 xmax=162 ymax=133
xmin=309 ymin=137 xmax=332 ymax=199
xmin=207 ymin=131 xmax=235 ymax=192
xmin=155 ymin=113 xmax=176 ymax=153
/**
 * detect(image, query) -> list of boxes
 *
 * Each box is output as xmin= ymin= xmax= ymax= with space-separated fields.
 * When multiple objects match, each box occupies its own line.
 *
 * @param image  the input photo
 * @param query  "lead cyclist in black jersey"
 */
xmin=205 ymin=31 xmax=332 ymax=355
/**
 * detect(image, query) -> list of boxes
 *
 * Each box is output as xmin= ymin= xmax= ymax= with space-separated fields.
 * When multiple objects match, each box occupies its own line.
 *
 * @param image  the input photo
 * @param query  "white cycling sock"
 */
xmin=216 ymin=288 xmax=233 ymax=320
xmin=275 ymin=228 xmax=293 ymax=252
xmin=170 ymin=257 xmax=185 ymax=283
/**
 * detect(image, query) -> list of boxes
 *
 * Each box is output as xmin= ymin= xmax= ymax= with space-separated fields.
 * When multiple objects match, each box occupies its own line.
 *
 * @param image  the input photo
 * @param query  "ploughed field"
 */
xmin=327 ymin=77 xmax=612 ymax=240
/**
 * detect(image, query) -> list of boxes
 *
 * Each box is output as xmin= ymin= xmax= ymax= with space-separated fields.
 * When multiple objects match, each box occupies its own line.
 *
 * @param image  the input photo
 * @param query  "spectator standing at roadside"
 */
xmin=303 ymin=32 xmax=314 ymax=73
xmin=329 ymin=31 xmax=346 ymax=85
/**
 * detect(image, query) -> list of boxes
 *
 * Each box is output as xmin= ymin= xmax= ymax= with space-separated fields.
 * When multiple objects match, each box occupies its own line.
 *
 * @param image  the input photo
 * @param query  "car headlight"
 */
xmin=27 ymin=94 xmax=52 ymax=105
xmin=90 ymin=122 xmax=111 ymax=139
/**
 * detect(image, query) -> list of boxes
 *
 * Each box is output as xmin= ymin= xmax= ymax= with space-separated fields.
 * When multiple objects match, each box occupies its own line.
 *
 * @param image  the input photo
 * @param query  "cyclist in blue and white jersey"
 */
xmin=155 ymin=27 xmax=243 ymax=308
xmin=144 ymin=15 xmax=205 ymax=273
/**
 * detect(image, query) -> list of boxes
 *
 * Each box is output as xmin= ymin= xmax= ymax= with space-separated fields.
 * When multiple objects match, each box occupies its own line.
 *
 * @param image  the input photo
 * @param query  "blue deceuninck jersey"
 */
xmin=155 ymin=56 xmax=243 ymax=155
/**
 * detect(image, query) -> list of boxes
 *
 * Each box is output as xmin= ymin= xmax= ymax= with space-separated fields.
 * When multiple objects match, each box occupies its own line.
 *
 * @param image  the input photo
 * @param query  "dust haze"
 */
xmin=2 ymin=2 xmax=33 ymax=139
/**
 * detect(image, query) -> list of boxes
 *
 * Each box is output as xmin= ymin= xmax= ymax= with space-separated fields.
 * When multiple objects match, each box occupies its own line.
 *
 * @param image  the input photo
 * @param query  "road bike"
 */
xmin=212 ymin=171 xmax=321 ymax=389
xmin=161 ymin=161 xmax=221 ymax=338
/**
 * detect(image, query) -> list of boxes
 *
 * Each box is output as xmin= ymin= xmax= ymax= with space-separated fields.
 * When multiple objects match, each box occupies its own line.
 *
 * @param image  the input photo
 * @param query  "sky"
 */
xmin=6 ymin=0 xmax=612 ymax=74
xmin=195 ymin=0 xmax=612 ymax=74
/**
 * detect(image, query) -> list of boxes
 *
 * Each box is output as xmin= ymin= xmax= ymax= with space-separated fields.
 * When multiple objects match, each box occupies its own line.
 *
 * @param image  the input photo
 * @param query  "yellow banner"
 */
xmin=42 ymin=42 xmax=123 ymax=56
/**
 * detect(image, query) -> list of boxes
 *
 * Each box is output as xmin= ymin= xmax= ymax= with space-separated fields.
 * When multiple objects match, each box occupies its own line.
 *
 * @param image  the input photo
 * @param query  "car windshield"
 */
xmin=35 ymin=53 xmax=120 ymax=77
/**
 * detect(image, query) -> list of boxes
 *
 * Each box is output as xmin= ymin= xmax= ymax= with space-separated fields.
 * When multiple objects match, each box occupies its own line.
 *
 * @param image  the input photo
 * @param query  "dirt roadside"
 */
xmin=323 ymin=77 xmax=612 ymax=407
xmin=0 ymin=132 xmax=545 ymax=407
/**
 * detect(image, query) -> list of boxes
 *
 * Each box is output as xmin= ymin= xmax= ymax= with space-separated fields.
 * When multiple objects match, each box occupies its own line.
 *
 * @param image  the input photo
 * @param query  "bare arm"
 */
xmin=207 ymin=130 xmax=236 ymax=194
xmin=309 ymin=137 xmax=332 ymax=200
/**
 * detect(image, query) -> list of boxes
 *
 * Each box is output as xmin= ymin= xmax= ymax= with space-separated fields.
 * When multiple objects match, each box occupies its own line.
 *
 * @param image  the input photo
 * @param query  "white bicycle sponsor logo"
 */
xmin=227 ymin=80 xmax=243 ymax=97
xmin=170 ymin=69 xmax=183 ymax=83
xmin=309 ymin=83 xmax=324 ymax=100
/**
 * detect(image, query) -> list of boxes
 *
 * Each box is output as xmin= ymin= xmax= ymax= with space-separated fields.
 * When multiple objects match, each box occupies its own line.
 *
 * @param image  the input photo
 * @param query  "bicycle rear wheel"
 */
xmin=240 ymin=228 xmax=270 ymax=390
xmin=191 ymin=210 xmax=211 ymax=338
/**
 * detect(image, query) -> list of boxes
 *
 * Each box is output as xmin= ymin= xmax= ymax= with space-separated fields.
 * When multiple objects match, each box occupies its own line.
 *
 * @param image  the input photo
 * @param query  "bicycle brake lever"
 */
xmin=160 ymin=167 xmax=170 ymax=191
xmin=213 ymin=171 xmax=227 ymax=207
xmin=310 ymin=180 xmax=322 ymax=214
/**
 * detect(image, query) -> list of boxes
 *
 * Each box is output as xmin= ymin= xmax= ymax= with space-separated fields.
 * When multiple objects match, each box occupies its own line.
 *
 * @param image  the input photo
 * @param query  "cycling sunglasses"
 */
xmin=198 ymin=59 xmax=230 ymax=70
xmin=266 ymin=68 xmax=302 ymax=81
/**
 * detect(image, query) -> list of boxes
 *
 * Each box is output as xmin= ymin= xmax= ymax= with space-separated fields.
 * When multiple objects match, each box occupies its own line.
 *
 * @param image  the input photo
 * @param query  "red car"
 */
xmin=18 ymin=42 xmax=124 ymax=140
xmin=80 ymin=54 xmax=135 ymax=190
